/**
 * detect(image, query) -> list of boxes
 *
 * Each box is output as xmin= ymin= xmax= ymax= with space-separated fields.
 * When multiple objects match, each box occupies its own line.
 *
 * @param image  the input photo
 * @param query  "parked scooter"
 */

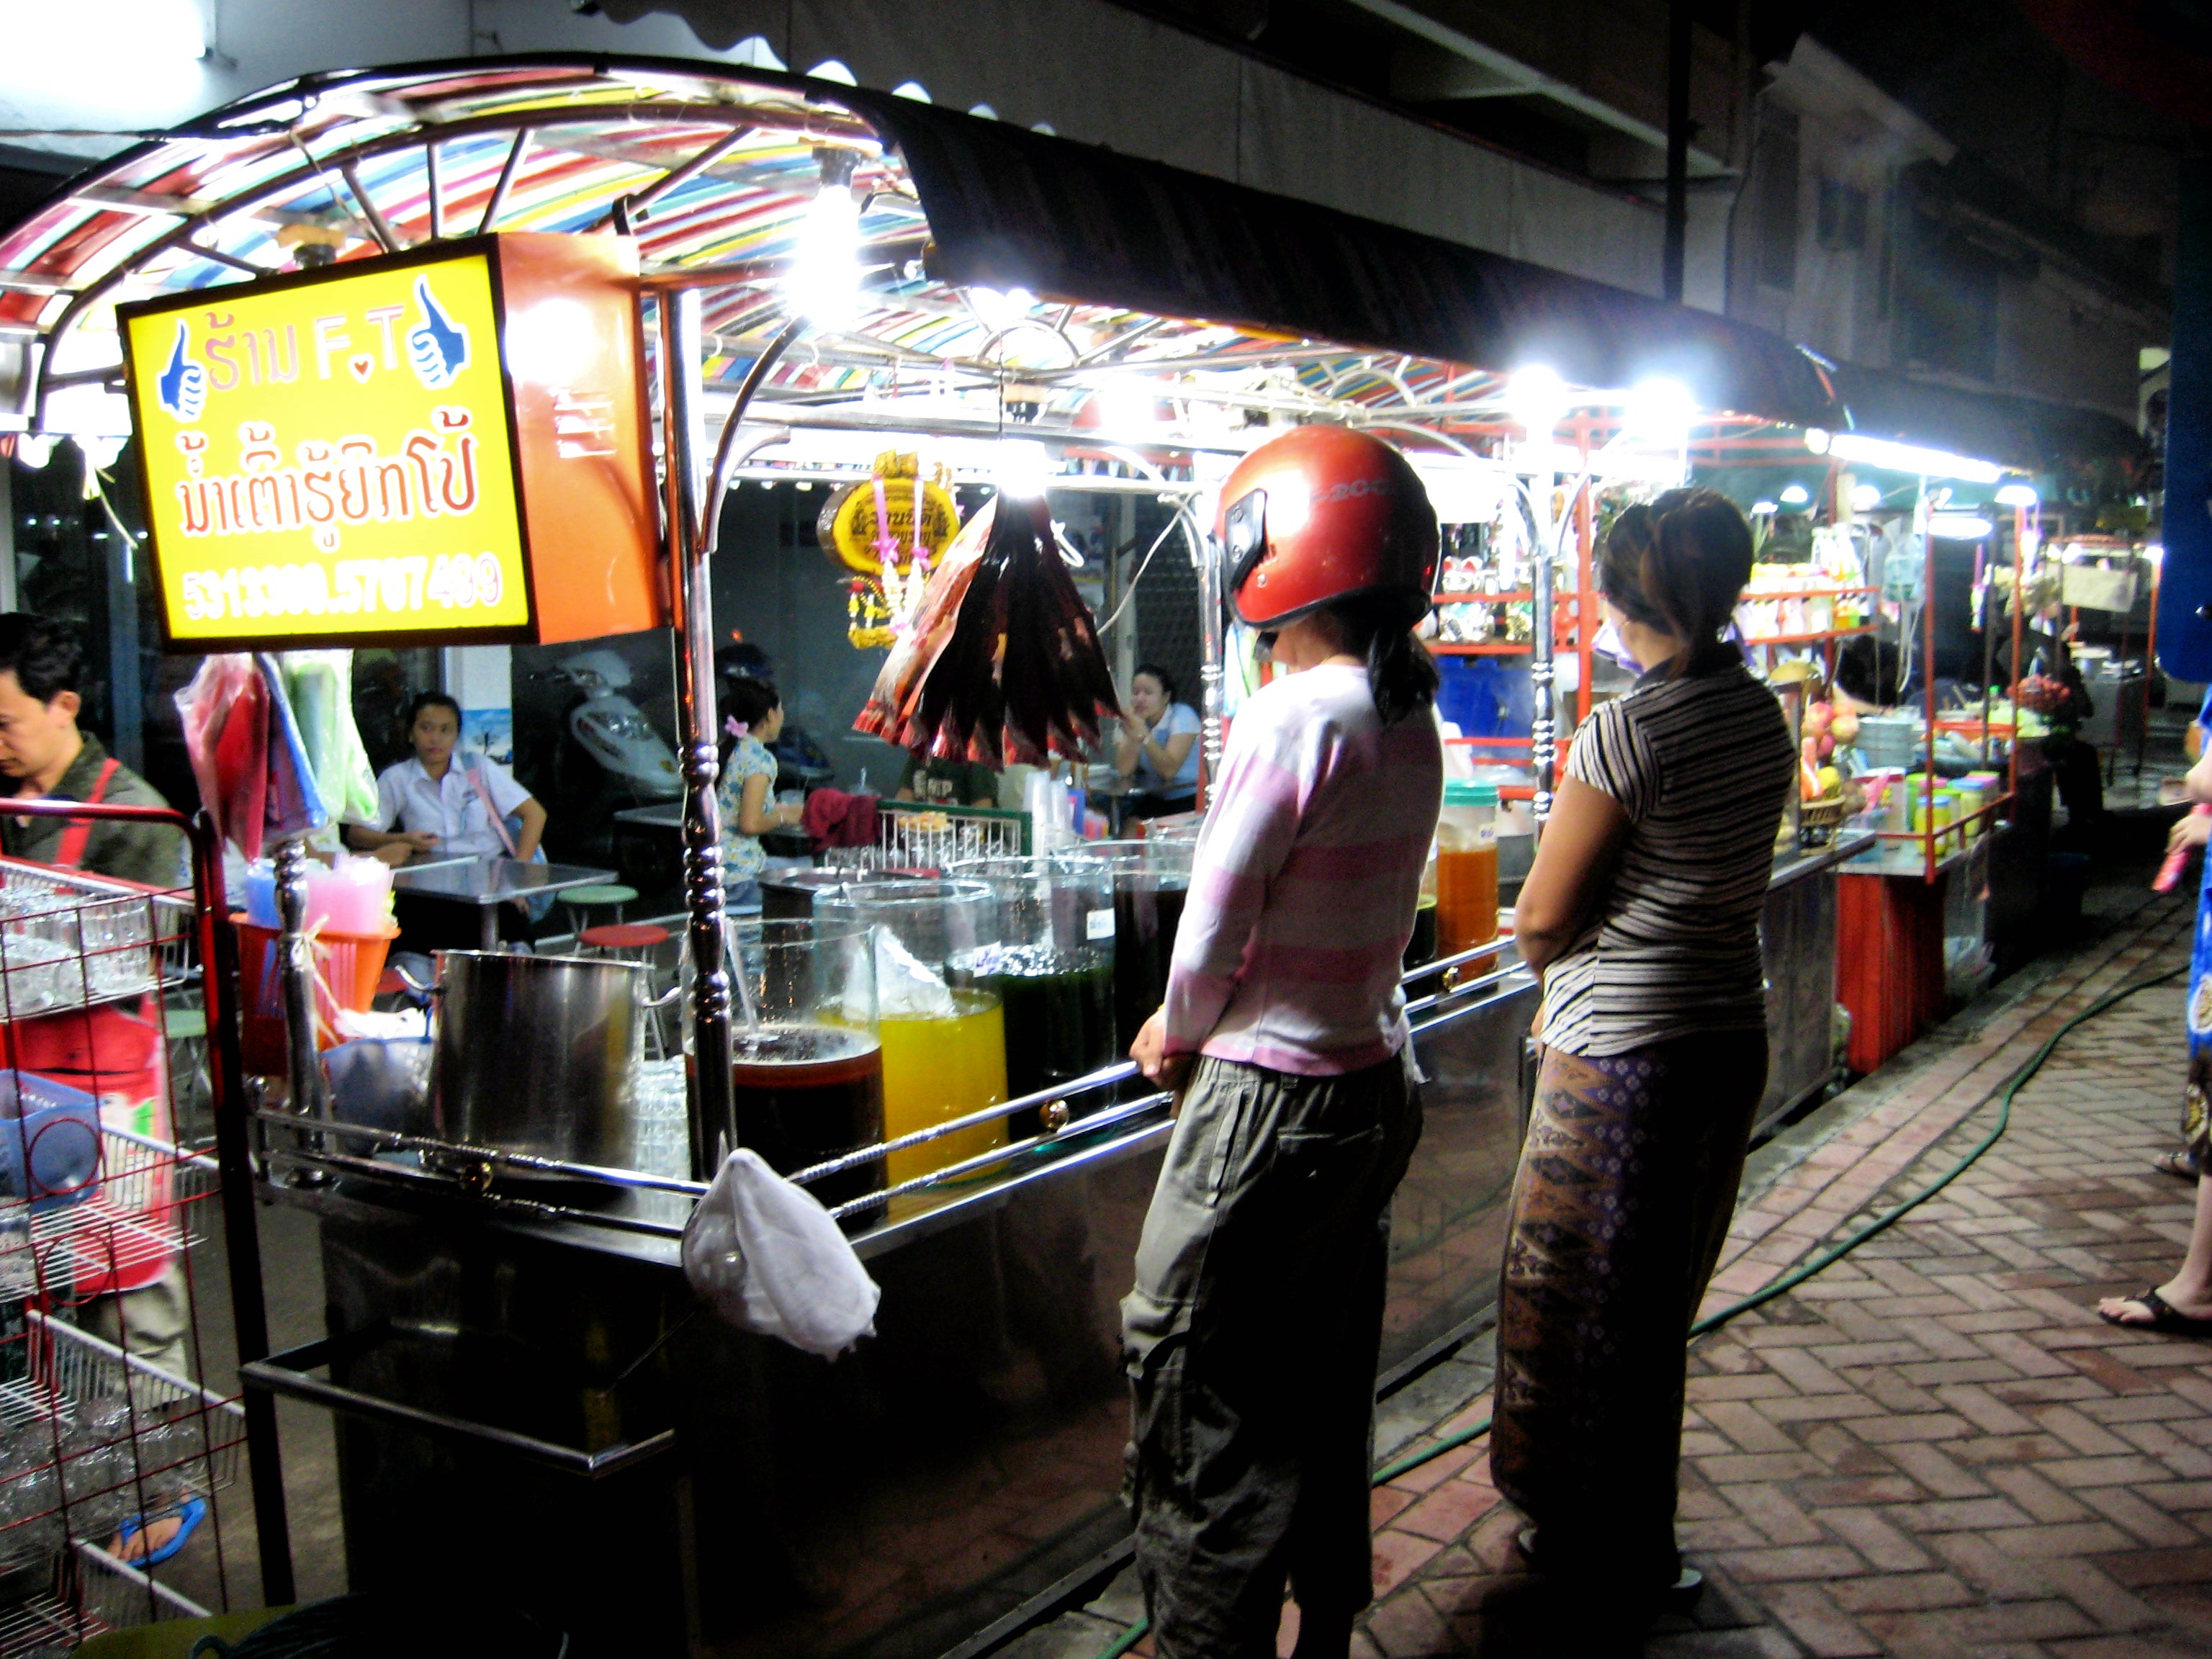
xmin=533 ymin=649 xmax=683 ymax=868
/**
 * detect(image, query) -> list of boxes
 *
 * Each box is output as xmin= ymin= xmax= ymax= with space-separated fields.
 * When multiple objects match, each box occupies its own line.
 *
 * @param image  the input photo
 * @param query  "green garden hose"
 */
xmin=1084 ymin=960 xmax=2188 ymax=1659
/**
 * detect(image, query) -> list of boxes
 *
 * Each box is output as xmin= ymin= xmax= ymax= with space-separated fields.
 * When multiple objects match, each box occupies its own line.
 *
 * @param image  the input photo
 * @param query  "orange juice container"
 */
xmin=1434 ymin=781 xmax=1500 ymax=973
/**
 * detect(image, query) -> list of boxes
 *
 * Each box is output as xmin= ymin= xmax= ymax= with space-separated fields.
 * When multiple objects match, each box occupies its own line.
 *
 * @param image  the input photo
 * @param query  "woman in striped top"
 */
xmin=1491 ymin=488 xmax=1795 ymax=1607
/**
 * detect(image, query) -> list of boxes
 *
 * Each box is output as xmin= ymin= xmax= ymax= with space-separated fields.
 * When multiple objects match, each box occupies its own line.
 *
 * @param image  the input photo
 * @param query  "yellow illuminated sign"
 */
xmin=122 ymin=246 xmax=534 ymax=648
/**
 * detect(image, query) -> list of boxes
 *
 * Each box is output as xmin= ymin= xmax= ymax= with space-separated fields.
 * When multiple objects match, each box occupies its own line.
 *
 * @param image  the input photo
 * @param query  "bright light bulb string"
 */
xmin=1084 ymin=954 xmax=2187 ymax=1659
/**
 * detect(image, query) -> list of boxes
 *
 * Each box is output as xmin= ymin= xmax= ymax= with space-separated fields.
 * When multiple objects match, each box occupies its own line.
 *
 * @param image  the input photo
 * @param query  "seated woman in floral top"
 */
xmin=716 ymin=676 xmax=801 ymax=907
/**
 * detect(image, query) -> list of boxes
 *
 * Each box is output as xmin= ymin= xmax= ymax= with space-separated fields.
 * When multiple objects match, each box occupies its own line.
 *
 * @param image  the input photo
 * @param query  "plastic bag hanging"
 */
xmin=176 ymin=655 xmax=269 ymax=858
xmin=275 ymin=651 xmax=380 ymax=827
xmin=256 ymin=655 xmax=329 ymax=845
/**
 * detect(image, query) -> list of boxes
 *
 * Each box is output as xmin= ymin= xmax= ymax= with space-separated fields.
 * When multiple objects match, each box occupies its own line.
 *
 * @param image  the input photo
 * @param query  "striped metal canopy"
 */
xmin=0 ymin=53 xmax=1853 ymax=464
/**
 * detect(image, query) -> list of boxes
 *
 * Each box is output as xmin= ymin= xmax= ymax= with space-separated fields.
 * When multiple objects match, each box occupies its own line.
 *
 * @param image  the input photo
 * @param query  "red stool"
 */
xmin=577 ymin=923 xmax=670 ymax=961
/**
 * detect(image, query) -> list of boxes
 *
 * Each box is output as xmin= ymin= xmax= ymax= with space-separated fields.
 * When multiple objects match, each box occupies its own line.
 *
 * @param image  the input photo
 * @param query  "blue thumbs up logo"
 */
xmin=156 ymin=321 xmax=206 ymax=423
xmin=407 ymin=275 xmax=469 ymax=390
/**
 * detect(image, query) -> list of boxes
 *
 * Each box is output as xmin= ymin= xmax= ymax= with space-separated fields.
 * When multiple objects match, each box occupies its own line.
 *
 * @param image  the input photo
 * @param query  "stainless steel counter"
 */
xmin=1757 ymin=830 xmax=1872 ymax=1137
xmin=253 ymin=961 xmax=1538 ymax=1659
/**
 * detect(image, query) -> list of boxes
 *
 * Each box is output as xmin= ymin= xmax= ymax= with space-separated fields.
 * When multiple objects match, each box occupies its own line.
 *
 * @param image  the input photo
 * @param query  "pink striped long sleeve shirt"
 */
xmin=1162 ymin=664 xmax=1443 ymax=1076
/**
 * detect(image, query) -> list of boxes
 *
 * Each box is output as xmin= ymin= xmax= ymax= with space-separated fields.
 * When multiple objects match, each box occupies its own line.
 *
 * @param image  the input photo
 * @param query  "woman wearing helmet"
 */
xmin=1492 ymin=489 xmax=1794 ymax=1607
xmin=1122 ymin=426 xmax=1444 ymax=1659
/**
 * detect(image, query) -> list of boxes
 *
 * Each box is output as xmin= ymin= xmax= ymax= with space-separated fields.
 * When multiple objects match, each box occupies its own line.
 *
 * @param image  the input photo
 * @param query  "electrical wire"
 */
xmin=1084 ymin=956 xmax=2188 ymax=1658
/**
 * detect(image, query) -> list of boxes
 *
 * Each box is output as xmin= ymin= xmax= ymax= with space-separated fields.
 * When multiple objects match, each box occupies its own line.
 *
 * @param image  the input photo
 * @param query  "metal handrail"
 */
xmin=262 ymin=933 xmax=1530 ymax=1222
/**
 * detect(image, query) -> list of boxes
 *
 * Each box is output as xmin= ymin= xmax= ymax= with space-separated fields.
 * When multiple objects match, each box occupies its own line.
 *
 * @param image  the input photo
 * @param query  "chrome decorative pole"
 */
xmin=1527 ymin=474 xmax=1557 ymax=830
xmin=1193 ymin=511 xmax=1225 ymax=806
xmin=659 ymin=287 xmax=736 ymax=1178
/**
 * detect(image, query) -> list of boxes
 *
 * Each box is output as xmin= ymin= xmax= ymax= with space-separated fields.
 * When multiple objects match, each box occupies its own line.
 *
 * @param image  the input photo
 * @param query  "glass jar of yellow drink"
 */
xmin=817 ymin=879 xmax=1009 ymax=1190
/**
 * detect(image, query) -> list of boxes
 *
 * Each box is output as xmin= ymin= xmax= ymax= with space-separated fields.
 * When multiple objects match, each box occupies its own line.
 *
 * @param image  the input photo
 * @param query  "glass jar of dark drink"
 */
xmin=947 ymin=855 xmax=1116 ymax=1134
xmin=727 ymin=919 xmax=886 ymax=1229
xmin=1051 ymin=839 xmax=1195 ymax=1056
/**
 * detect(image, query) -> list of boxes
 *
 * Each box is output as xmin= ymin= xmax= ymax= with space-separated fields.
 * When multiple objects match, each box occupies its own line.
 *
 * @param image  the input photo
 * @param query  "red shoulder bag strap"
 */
xmin=53 ymin=757 xmax=121 ymax=871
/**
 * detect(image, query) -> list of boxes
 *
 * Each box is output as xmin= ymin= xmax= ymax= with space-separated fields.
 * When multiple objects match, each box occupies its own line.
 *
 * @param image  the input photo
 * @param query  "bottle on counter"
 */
xmin=1434 ymin=780 xmax=1500 ymax=971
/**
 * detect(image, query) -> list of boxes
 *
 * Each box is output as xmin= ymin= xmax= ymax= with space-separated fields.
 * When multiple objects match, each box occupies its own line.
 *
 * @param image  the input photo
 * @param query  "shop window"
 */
xmin=1816 ymin=180 xmax=1867 ymax=251
xmin=1897 ymin=222 xmax=2000 ymax=382
xmin=1755 ymin=112 xmax=1801 ymax=290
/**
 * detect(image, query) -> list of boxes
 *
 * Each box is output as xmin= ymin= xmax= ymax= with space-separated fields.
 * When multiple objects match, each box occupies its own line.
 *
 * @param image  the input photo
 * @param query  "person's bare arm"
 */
xmin=346 ymin=824 xmax=435 ymax=856
xmin=737 ymin=773 xmax=799 ymax=836
xmin=1148 ymin=729 xmax=1197 ymax=780
xmin=511 ymin=796 xmax=547 ymax=860
xmin=1511 ymin=777 xmax=1632 ymax=978
xmin=2186 ymin=745 xmax=2212 ymax=805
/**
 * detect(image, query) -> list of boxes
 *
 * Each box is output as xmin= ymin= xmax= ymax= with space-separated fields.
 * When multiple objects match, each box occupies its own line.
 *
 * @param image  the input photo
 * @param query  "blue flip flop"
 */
xmin=114 ymin=1495 xmax=206 ymax=1568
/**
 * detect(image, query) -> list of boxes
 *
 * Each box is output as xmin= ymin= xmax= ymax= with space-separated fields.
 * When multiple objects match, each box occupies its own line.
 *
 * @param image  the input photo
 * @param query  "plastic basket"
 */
xmin=0 ymin=1071 xmax=100 ymax=1214
xmin=231 ymin=917 xmax=398 ymax=1076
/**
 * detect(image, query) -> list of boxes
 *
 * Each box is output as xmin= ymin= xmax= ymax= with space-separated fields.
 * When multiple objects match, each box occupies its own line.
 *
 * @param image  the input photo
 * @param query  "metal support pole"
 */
xmin=659 ymin=289 xmax=737 ymax=1178
xmin=271 ymin=835 xmax=328 ymax=1128
xmin=1921 ymin=478 xmax=1938 ymax=883
xmin=189 ymin=814 xmax=295 ymax=1606
xmin=1663 ymin=0 xmax=1691 ymax=304
xmin=1529 ymin=474 xmax=1557 ymax=828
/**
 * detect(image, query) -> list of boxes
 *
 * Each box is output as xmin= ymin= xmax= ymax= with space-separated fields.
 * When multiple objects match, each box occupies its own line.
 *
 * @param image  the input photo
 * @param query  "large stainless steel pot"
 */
xmin=431 ymin=950 xmax=648 ymax=1169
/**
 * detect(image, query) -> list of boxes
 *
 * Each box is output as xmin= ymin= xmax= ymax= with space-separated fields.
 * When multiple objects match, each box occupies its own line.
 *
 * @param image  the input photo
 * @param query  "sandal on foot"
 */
xmin=2100 ymin=1287 xmax=2212 ymax=1337
xmin=2154 ymin=1149 xmax=2201 ymax=1180
xmin=112 ymin=1496 xmax=205 ymax=1568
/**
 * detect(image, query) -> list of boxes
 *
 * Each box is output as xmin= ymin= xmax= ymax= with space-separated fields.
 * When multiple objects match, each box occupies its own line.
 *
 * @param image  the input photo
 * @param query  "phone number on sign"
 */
xmin=179 ymin=554 xmax=509 ymax=623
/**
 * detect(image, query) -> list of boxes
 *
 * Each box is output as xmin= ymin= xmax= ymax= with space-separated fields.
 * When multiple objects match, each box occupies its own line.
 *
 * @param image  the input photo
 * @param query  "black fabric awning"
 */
xmin=853 ymin=92 xmax=1845 ymax=430
xmin=1825 ymin=361 xmax=2146 ymax=473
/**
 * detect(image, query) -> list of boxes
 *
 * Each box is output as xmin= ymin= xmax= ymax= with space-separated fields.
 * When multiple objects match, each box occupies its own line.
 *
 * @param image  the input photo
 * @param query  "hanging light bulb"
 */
xmin=1779 ymin=483 xmax=1811 ymax=506
xmin=1506 ymin=365 xmax=1568 ymax=441
xmin=788 ymin=147 xmax=863 ymax=331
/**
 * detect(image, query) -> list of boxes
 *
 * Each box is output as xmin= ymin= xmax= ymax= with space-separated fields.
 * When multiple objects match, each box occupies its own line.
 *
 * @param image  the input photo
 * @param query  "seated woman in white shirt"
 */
xmin=1113 ymin=663 xmax=1201 ymax=819
xmin=346 ymin=692 xmax=548 ymax=953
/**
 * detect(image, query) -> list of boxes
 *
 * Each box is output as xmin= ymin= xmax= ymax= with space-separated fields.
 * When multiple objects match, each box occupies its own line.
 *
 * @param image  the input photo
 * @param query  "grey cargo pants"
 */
xmin=1121 ymin=1050 xmax=1423 ymax=1659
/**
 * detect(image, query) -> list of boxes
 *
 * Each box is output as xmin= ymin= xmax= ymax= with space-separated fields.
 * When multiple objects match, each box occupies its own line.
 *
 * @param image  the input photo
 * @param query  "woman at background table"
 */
xmin=346 ymin=693 xmax=546 ymax=953
xmin=1114 ymin=663 xmax=1200 ymax=819
xmin=716 ymin=676 xmax=800 ymax=909
xmin=1496 ymin=489 xmax=1794 ymax=1606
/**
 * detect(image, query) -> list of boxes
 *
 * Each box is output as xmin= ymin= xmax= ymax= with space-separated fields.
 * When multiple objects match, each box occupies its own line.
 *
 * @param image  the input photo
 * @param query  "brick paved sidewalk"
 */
xmin=1333 ymin=895 xmax=2212 ymax=1658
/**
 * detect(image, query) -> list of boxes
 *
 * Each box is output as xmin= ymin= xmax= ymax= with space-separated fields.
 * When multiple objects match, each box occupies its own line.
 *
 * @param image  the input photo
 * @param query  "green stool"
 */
xmin=559 ymin=883 xmax=637 ymax=938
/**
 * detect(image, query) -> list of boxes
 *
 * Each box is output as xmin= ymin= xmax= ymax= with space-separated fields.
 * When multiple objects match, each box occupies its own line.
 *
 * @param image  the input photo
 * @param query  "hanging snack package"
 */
xmin=855 ymin=493 xmax=1120 ymax=766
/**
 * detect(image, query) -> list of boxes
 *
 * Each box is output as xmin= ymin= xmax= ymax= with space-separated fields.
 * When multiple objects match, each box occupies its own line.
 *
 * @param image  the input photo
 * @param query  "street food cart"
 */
xmin=0 ymin=52 xmax=1926 ymax=1658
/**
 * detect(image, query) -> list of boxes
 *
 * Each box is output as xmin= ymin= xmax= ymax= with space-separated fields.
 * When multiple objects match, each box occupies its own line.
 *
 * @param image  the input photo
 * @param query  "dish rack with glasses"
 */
xmin=845 ymin=802 xmax=1033 ymax=873
xmin=0 ymin=853 xmax=256 ymax=1652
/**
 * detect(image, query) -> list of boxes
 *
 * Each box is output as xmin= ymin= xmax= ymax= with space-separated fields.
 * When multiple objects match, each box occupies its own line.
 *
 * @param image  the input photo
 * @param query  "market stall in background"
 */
xmin=0 ymin=51 xmax=2154 ymax=1659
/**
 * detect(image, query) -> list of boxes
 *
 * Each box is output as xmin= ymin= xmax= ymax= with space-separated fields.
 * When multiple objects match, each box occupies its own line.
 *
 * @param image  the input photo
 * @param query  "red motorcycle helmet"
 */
xmin=1217 ymin=426 xmax=1440 ymax=629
